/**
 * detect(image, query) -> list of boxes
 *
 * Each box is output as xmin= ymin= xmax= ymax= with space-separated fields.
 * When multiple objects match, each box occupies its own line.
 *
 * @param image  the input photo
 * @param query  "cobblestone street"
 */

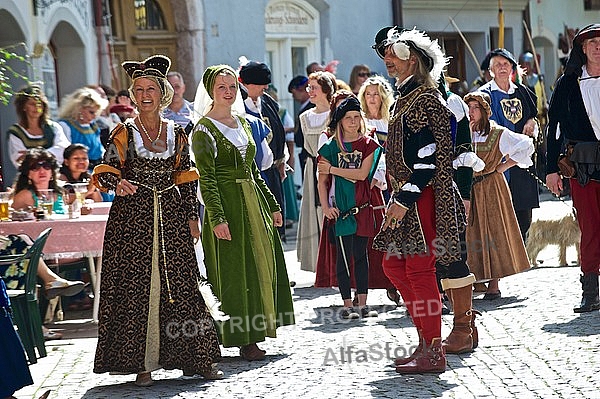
xmin=17 ymin=197 xmax=600 ymax=399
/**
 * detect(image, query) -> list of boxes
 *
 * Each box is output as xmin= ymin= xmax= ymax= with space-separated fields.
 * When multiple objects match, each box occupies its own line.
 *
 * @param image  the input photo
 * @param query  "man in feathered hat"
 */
xmin=371 ymin=27 xmax=467 ymax=374
xmin=546 ymin=24 xmax=600 ymax=313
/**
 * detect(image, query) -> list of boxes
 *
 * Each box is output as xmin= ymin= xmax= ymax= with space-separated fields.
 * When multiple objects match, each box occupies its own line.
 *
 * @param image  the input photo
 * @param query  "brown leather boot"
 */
xmin=394 ymin=331 xmax=424 ymax=366
xmin=443 ymin=284 xmax=474 ymax=354
xmin=471 ymin=309 xmax=481 ymax=349
xmin=395 ymin=338 xmax=446 ymax=374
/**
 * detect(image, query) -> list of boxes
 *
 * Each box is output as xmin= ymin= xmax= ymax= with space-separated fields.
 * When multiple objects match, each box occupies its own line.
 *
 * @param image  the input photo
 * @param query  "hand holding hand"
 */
xmin=522 ymin=119 xmax=536 ymax=137
xmin=189 ymin=220 xmax=201 ymax=244
xmin=462 ymin=199 xmax=471 ymax=220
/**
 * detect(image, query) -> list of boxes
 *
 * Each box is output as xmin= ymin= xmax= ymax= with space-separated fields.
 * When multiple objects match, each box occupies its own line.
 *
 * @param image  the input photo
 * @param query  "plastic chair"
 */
xmin=1 ymin=228 xmax=52 ymax=364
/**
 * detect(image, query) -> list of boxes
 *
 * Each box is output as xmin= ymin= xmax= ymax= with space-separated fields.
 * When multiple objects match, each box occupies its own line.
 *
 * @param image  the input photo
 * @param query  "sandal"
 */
xmin=45 ymin=279 xmax=86 ymax=299
xmin=240 ymin=343 xmax=266 ymax=361
xmin=134 ymin=372 xmax=153 ymax=387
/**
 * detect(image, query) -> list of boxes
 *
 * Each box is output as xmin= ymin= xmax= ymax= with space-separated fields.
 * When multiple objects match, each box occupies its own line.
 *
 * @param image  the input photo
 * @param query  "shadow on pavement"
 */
xmin=542 ymin=313 xmax=600 ymax=336
xmin=80 ymin=377 xmax=215 ymax=398
xmin=367 ymin=374 xmax=460 ymax=398
xmin=292 ymin=286 xmax=338 ymax=300
xmin=45 ymin=318 xmax=98 ymax=340
xmin=303 ymin=305 xmax=410 ymax=334
xmin=472 ymin=295 xmax=527 ymax=311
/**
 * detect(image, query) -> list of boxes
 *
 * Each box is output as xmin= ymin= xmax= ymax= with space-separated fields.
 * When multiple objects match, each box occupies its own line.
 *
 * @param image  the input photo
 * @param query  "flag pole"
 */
xmin=498 ymin=0 xmax=505 ymax=48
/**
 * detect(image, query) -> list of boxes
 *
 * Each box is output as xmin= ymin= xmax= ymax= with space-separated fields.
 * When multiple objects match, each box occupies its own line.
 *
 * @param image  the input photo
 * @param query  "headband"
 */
xmin=202 ymin=65 xmax=238 ymax=99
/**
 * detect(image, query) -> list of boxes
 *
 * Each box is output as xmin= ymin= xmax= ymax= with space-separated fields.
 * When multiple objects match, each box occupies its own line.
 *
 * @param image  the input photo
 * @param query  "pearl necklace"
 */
xmin=138 ymin=117 xmax=162 ymax=144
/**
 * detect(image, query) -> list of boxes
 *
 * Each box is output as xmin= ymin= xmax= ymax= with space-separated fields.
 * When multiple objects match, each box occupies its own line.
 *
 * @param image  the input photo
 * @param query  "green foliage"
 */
xmin=0 ymin=44 xmax=30 ymax=106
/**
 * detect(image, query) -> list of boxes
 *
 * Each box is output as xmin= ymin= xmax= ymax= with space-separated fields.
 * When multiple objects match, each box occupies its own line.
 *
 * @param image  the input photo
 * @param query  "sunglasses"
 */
xmin=357 ymin=72 xmax=371 ymax=78
xmin=30 ymin=161 xmax=53 ymax=171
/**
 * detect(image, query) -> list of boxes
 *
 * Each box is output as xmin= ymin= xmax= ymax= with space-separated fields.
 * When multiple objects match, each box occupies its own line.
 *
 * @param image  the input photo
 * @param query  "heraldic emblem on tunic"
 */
xmin=500 ymin=97 xmax=523 ymax=125
xmin=338 ymin=150 xmax=363 ymax=169
xmin=337 ymin=150 xmax=363 ymax=183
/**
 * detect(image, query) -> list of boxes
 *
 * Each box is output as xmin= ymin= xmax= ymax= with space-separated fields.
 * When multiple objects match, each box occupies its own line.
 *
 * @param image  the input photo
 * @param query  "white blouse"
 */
xmin=472 ymin=126 xmax=534 ymax=168
xmin=580 ymin=65 xmax=600 ymax=141
xmin=132 ymin=119 xmax=176 ymax=159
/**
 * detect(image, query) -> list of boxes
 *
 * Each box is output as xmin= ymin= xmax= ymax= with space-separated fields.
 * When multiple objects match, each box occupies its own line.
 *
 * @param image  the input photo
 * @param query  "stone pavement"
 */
xmin=15 ymin=195 xmax=600 ymax=399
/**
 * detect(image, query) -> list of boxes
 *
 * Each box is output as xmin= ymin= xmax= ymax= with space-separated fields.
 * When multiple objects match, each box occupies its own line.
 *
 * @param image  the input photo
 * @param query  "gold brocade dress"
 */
xmin=467 ymin=126 xmax=531 ymax=280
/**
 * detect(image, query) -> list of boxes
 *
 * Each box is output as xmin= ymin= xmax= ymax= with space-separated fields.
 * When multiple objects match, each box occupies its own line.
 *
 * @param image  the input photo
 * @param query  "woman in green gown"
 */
xmin=192 ymin=65 xmax=295 ymax=361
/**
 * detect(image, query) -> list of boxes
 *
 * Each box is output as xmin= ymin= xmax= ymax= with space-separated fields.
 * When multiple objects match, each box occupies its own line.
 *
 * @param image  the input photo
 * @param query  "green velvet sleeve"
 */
xmin=191 ymin=123 xmax=227 ymax=226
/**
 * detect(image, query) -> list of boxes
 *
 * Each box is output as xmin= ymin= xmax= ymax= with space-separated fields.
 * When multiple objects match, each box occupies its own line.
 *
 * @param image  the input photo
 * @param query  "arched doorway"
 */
xmin=49 ymin=21 xmax=86 ymax=103
xmin=532 ymin=35 xmax=556 ymax=98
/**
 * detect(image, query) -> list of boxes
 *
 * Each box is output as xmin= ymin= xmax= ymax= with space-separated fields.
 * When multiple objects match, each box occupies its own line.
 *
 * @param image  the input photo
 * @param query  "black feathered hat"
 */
xmin=372 ymin=26 xmax=404 ymax=59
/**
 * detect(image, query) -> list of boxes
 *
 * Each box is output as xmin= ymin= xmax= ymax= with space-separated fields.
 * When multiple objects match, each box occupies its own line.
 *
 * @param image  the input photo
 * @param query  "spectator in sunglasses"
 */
xmin=3 ymin=148 xmax=85 ymax=340
xmin=11 ymin=148 xmax=65 ymax=214
xmin=349 ymin=64 xmax=372 ymax=95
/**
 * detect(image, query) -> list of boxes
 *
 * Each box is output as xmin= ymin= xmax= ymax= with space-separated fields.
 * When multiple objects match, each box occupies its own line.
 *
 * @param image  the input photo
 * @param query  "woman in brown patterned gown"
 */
xmin=91 ymin=55 xmax=222 ymax=387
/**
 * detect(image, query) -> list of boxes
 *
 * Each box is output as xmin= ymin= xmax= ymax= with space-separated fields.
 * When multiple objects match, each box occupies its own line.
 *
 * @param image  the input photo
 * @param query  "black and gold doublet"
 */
xmin=373 ymin=79 xmax=465 ymax=265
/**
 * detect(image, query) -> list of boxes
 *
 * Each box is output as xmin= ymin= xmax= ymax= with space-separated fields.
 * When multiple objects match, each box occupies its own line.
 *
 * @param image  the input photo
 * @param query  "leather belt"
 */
xmin=340 ymin=202 xmax=370 ymax=219
xmin=472 ymin=171 xmax=495 ymax=184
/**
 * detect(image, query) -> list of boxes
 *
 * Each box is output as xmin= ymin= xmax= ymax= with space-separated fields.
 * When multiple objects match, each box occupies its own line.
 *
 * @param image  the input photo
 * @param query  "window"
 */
xmin=584 ymin=0 xmax=600 ymax=10
xmin=134 ymin=0 xmax=165 ymax=30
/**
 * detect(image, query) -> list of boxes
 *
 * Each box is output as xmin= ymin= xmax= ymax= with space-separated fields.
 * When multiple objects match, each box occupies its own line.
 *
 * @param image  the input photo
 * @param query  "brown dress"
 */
xmin=467 ymin=125 xmax=531 ymax=280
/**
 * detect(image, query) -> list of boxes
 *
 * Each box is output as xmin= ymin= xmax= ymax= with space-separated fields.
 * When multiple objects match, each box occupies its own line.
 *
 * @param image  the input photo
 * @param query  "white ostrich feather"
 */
xmin=198 ymin=280 xmax=230 ymax=321
xmin=395 ymin=28 xmax=449 ymax=80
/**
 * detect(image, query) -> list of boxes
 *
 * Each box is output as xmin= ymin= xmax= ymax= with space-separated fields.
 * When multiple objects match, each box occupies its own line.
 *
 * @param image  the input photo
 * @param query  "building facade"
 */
xmin=1 ymin=0 xmax=598 ymax=185
xmin=0 ymin=0 xmax=100 ymax=184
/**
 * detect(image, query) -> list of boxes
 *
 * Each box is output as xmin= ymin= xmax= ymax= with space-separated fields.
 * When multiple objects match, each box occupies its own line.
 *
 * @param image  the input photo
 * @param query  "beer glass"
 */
xmin=0 ymin=191 xmax=11 ymax=221
xmin=37 ymin=189 xmax=55 ymax=217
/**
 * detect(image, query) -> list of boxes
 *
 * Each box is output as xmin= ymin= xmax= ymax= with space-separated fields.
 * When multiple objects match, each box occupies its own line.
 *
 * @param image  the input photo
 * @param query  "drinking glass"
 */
xmin=0 ymin=191 xmax=11 ymax=221
xmin=62 ymin=184 xmax=79 ymax=218
xmin=37 ymin=189 xmax=56 ymax=217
